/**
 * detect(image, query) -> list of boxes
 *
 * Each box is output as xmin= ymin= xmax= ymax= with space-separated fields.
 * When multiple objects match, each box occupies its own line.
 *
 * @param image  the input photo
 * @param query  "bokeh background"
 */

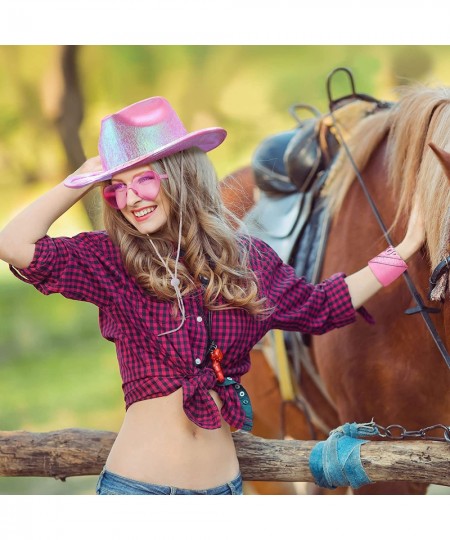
xmin=1 ymin=45 xmax=450 ymax=495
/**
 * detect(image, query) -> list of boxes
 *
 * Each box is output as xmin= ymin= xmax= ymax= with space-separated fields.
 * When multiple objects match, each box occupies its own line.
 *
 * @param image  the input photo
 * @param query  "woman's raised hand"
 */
xmin=0 ymin=156 xmax=105 ymax=268
xmin=65 ymin=156 xmax=103 ymax=185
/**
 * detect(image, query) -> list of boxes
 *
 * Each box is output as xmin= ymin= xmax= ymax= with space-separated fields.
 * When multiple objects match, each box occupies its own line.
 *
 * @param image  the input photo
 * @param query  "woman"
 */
xmin=0 ymin=96 xmax=425 ymax=495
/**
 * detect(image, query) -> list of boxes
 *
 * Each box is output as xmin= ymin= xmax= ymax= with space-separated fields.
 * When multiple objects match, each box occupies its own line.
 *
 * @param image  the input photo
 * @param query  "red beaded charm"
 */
xmin=210 ymin=348 xmax=223 ymax=362
xmin=210 ymin=346 xmax=225 ymax=383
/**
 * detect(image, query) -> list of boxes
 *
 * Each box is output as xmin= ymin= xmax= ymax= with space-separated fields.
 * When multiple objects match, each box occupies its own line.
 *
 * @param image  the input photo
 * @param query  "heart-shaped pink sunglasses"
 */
xmin=102 ymin=171 xmax=168 ymax=210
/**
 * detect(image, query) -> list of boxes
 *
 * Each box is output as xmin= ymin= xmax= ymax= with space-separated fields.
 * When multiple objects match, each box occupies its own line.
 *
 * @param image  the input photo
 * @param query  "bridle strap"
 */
xmin=430 ymin=256 xmax=450 ymax=289
xmin=328 ymin=106 xmax=450 ymax=371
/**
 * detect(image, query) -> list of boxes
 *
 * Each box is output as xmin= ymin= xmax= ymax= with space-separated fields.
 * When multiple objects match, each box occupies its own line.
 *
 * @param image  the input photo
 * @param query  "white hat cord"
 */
xmin=147 ymin=161 xmax=186 ymax=336
xmin=148 ymin=209 xmax=185 ymax=337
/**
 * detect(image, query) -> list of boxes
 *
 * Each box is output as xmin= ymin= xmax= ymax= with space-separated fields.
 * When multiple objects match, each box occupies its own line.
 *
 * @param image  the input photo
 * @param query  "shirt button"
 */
xmin=196 ymin=316 xmax=203 ymax=323
xmin=195 ymin=358 xmax=202 ymax=365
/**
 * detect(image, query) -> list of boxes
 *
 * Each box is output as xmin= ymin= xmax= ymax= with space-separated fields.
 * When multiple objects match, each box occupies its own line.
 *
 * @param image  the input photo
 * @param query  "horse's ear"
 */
xmin=429 ymin=142 xmax=450 ymax=180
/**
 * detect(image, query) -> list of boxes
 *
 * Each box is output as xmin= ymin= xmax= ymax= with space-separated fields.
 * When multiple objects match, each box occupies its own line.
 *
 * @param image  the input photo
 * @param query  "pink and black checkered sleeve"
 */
xmin=9 ymin=232 xmax=115 ymax=307
xmin=249 ymin=237 xmax=365 ymax=335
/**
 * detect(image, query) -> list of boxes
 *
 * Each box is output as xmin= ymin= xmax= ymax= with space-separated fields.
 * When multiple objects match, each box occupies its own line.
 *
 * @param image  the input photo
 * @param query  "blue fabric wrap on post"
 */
xmin=309 ymin=422 xmax=380 ymax=490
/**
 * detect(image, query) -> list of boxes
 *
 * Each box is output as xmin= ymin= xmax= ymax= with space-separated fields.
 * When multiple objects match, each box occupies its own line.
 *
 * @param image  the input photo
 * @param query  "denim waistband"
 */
xmin=96 ymin=467 xmax=243 ymax=495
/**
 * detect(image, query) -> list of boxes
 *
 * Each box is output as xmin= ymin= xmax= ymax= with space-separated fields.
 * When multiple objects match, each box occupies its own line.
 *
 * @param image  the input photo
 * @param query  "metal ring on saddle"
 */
xmin=289 ymin=103 xmax=322 ymax=126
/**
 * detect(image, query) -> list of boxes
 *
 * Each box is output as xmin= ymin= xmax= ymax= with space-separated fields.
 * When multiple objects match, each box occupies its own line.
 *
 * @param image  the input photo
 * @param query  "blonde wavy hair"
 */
xmin=102 ymin=148 xmax=271 ymax=316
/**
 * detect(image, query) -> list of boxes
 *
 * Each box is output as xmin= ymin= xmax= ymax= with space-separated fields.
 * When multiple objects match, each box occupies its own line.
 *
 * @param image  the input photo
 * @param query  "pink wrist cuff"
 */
xmin=368 ymin=245 xmax=408 ymax=287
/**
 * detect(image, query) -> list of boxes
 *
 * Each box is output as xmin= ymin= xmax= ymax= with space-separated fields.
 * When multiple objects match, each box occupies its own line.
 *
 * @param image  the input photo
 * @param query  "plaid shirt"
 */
xmin=10 ymin=232 xmax=371 ymax=430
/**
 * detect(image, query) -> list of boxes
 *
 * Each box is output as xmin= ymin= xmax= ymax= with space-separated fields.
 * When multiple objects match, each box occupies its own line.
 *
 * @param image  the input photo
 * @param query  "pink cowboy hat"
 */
xmin=64 ymin=96 xmax=227 ymax=188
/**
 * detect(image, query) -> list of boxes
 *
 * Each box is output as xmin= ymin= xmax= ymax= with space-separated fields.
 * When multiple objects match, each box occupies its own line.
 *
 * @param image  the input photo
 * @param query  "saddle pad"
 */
xmin=243 ymin=191 xmax=314 ymax=264
xmin=291 ymin=194 xmax=331 ymax=284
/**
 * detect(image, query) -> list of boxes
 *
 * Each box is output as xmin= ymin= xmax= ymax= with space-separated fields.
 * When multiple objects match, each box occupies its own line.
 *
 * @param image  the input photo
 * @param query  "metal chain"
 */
xmin=374 ymin=423 xmax=450 ymax=442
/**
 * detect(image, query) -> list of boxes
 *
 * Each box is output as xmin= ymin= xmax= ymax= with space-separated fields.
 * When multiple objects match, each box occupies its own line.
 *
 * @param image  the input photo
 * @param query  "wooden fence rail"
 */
xmin=0 ymin=429 xmax=449 ymax=486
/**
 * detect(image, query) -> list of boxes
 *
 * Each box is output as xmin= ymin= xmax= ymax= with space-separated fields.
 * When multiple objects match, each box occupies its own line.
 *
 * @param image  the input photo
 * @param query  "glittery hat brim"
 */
xmin=64 ymin=127 xmax=227 ymax=189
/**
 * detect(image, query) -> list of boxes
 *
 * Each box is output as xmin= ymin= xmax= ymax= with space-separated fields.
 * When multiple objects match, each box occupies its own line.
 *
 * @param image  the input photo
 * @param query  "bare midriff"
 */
xmin=105 ymin=388 xmax=240 ymax=490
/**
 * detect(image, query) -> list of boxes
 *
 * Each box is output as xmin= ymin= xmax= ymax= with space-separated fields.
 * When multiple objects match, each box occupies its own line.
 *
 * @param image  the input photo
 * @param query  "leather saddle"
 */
xmin=244 ymin=104 xmax=338 ymax=275
xmin=252 ymin=103 xmax=339 ymax=197
xmin=244 ymin=69 xmax=388 ymax=281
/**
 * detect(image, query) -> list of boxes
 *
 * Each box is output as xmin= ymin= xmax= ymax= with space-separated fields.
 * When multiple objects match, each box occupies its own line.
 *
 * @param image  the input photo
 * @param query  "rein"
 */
xmin=327 ymin=79 xmax=450 ymax=371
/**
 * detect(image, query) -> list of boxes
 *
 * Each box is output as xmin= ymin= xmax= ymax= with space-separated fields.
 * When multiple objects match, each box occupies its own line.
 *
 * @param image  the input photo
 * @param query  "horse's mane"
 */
xmin=325 ymin=85 xmax=450 ymax=269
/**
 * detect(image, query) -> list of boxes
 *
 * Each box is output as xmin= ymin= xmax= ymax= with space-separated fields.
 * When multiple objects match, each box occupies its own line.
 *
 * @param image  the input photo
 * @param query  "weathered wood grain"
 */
xmin=0 ymin=429 xmax=448 ymax=486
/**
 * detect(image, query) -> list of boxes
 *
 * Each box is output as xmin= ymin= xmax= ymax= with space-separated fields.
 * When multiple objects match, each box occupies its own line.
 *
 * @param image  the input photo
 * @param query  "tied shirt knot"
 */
xmin=181 ymin=367 xmax=223 ymax=429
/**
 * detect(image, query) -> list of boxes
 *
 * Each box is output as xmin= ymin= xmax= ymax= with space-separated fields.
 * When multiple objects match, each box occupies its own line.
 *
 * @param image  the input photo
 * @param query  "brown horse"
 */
xmin=220 ymin=84 xmax=450 ymax=495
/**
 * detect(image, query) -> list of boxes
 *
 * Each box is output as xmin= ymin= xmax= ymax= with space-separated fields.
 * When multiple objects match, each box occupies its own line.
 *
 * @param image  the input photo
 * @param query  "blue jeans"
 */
xmin=96 ymin=467 xmax=243 ymax=495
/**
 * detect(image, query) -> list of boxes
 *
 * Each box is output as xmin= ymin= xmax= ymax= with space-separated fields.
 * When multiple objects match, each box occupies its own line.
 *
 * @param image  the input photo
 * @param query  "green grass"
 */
xmin=0 ymin=274 xmax=124 ymax=494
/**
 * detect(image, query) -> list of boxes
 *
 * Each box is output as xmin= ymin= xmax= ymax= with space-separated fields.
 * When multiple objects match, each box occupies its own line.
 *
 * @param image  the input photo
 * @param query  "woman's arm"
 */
xmin=0 ymin=157 xmax=102 ymax=269
xmin=345 ymin=199 xmax=425 ymax=309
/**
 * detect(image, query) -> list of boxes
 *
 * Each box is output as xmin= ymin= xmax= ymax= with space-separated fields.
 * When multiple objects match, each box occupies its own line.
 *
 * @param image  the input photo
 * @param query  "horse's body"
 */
xmin=221 ymin=85 xmax=450 ymax=495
